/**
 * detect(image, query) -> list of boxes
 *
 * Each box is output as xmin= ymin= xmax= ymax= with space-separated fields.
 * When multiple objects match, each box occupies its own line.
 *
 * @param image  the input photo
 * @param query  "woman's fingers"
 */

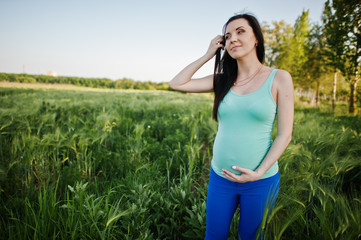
xmin=222 ymin=167 xmax=261 ymax=183
xmin=205 ymin=35 xmax=224 ymax=57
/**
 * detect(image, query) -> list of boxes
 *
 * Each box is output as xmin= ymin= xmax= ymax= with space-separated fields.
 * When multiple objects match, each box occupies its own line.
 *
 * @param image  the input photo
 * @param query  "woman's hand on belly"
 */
xmin=222 ymin=166 xmax=262 ymax=183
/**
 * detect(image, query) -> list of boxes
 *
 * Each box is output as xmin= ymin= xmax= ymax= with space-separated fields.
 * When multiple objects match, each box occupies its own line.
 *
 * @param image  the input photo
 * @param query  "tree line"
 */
xmin=0 ymin=73 xmax=170 ymax=91
xmin=263 ymin=0 xmax=360 ymax=113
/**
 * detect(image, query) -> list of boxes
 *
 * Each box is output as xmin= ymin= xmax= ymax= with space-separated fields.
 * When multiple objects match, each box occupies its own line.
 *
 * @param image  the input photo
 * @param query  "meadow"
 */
xmin=0 ymin=85 xmax=360 ymax=239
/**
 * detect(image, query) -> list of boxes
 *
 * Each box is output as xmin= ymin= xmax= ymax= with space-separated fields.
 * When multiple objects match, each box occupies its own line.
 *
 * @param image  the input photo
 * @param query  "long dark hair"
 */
xmin=212 ymin=13 xmax=265 ymax=121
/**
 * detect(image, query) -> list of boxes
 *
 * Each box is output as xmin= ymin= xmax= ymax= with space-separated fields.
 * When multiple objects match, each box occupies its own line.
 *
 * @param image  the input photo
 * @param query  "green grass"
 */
xmin=0 ymin=85 xmax=360 ymax=239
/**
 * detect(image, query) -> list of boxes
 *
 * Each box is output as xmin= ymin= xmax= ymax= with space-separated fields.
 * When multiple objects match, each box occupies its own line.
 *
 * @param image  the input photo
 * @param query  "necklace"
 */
xmin=233 ymin=64 xmax=263 ymax=86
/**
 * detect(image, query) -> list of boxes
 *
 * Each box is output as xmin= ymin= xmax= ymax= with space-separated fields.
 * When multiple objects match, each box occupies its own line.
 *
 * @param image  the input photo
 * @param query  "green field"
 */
xmin=0 ymin=85 xmax=360 ymax=239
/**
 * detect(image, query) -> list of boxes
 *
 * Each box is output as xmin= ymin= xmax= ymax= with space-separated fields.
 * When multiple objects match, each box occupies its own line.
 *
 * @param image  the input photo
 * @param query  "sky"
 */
xmin=0 ymin=0 xmax=325 ymax=83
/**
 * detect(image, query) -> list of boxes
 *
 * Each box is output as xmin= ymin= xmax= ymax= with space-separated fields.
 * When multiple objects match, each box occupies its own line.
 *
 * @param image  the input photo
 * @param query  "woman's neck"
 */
xmin=236 ymin=56 xmax=262 ymax=79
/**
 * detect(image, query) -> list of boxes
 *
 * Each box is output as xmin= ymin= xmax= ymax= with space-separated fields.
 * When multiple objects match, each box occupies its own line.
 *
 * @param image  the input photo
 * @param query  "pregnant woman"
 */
xmin=169 ymin=13 xmax=294 ymax=240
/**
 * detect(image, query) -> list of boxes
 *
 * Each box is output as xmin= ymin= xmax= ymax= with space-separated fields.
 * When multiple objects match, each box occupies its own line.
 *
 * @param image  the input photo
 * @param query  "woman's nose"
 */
xmin=230 ymin=34 xmax=238 ymax=42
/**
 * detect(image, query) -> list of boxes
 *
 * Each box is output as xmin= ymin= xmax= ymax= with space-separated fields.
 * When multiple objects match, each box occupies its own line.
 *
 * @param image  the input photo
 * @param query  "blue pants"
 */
xmin=205 ymin=168 xmax=280 ymax=240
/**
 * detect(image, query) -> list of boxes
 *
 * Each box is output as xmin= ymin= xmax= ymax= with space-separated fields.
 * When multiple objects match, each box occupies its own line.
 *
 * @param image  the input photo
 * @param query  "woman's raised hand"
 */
xmin=204 ymin=35 xmax=224 ymax=60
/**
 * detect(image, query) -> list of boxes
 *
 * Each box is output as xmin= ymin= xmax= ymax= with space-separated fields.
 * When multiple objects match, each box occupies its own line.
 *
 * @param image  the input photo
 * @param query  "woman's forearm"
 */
xmin=168 ymin=54 xmax=213 ymax=91
xmin=255 ymin=133 xmax=292 ymax=176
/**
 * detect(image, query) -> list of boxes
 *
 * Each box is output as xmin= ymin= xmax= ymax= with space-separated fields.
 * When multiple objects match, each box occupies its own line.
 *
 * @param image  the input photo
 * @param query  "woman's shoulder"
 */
xmin=274 ymin=69 xmax=292 ymax=84
xmin=272 ymin=69 xmax=293 ymax=93
xmin=274 ymin=69 xmax=291 ymax=79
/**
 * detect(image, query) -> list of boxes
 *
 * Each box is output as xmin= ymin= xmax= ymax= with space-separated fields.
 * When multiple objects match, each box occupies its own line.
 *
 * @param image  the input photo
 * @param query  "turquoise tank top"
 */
xmin=211 ymin=69 xmax=278 ymax=179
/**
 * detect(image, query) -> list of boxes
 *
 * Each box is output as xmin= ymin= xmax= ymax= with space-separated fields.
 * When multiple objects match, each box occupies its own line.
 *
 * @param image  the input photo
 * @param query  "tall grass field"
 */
xmin=0 ymin=85 xmax=360 ymax=239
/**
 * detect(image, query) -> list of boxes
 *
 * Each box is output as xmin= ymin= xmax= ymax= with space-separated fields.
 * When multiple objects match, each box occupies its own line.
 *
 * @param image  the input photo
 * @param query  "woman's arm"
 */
xmin=169 ymin=35 xmax=224 ymax=93
xmin=222 ymin=70 xmax=294 ymax=183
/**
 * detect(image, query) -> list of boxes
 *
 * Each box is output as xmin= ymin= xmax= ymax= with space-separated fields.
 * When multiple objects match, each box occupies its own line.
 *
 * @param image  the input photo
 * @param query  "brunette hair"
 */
xmin=212 ymin=13 xmax=265 ymax=121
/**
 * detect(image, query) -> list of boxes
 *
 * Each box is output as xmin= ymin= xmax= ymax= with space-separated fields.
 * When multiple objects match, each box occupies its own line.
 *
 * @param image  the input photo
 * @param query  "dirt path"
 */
xmin=0 ymin=81 xmax=79 ymax=88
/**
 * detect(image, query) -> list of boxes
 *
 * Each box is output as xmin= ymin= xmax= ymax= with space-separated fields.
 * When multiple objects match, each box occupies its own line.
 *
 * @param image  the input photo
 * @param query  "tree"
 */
xmin=264 ymin=11 xmax=316 ymax=103
xmin=323 ymin=0 xmax=361 ymax=113
xmin=288 ymin=10 xmax=312 ymax=89
xmin=264 ymin=11 xmax=312 ymax=87
xmin=303 ymin=24 xmax=329 ymax=105
xmin=262 ymin=20 xmax=293 ymax=68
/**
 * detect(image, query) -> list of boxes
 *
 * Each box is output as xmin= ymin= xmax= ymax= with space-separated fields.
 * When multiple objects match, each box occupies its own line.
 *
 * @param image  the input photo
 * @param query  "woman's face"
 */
xmin=224 ymin=18 xmax=258 ymax=60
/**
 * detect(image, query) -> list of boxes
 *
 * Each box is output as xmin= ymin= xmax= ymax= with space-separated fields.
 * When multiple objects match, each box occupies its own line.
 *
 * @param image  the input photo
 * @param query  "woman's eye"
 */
xmin=237 ymin=30 xmax=245 ymax=34
xmin=225 ymin=35 xmax=231 ymax=40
